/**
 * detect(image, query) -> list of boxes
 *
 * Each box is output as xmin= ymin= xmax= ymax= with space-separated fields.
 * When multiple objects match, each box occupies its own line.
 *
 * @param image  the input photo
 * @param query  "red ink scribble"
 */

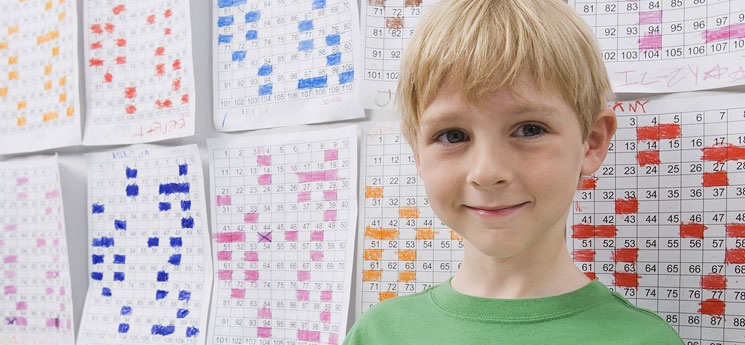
xmin=613 ymin=272 xmax=641 ymax=288
xmin=638 ymin=32 xmax=662 ymax=51
xmin=156 ymin=64 xmax=165 ymax=76
xmin=700 ymin=273 xmax=727 ymax=290
xmin=164 ymin=9 xmax=172 ymax=18
xmin=155 ymin=46 xmax=164 ymax=56
xmin=680 ymin=222 xmax=707 ymax=239
xmin=91 ymin=24 xmax=102 ymax=34
xmin=172 ymin=78 xmax=181 ymax=91
xmin=639 ymin=11 xmax=662 ymax=25
xmin=702 ymin=170 xmax=729 ymax=187
xmin=115 ymin=38 xmax=126 ymax=47
xmin=612 ymin=101 xmax=625 ymax=112
xmin=726 ymin=223 xmax=745 ymax=238
xmin=698 ymin=298 xmax=726 ymax=316
xmin=636 ymin=149 xmax=660 ymax=166
xmin=147 ymin=14 xmax=156 ymax=24
xmin=214 ymin=232 xmax=246 ymax=243
xmin=125 ymin=105 xmax=136 ymax=114
xmin=124 ymin=87 xmax=136 ymax=99
xmin=574 ymin=201 xmax=583 ymax=212
xmin=615 ymin=197 xmax=638 ymax=214
xmin=90 ymin=41 xmax=102 ymax=49
xmin=570 ymin=224 xmax=618 ymax=239
xmin=703 ymin=23 xmax=745 ymax=43
xmin=173 ymin=59 xmax=181 ymax=70
xmin=181 ymin=94 xmax=189 ymax=104
xmin=725 ymin=248 xmax=745 ymax=264
xmin=116 ymin=56 xmax=126 ymax=64
xmin=572 ymin=250 xmax=596 ymax=262
xmin=611 ymin=248 xmax=639 ymax=263
xmin=104 ymin=23 xmax=115 ymax=33
xmin=89 ymin=58 xmax=103 ymax=66
xmin=701 ymin=144 xmax=745 ymax=162
xmin=636 ymin=123 xmax=682 ymax=142
xmin=112 ymin=4 xmax=125 ymax=14
xmin=155 ymin=99 xmax=173 ymax=109
xmin=580 ymin=176 xmax=598 ymax=190
xmin=584 ymin=272 xmax=597 ymax=280
xmin=104 ymin=71 xmax=112 ymax=82
xmin=164 ymin=27 xmax=172 ymax=35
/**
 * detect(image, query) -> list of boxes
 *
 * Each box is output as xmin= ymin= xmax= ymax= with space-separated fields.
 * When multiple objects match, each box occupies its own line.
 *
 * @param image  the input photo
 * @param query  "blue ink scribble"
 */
xmin=181 ymin=217 xmax=194 ymax=229
xmin=217 ymin=0 xmax=232 ymax=8
xmin=114 ymin=272 xmax=125 ymax=281
xmin=298 ymin=20 xmax=313 ymax=32
xmin=217 ymin=16 xmax=234 ymax=27
xmin=92 ymin=204 xmax=104 ymax=214
xmin=114 ymin=220 xmax=127 ymax=230
xmin=221 ymin=112 xmax=228 ymax=128
xmin=312 ymin=75 xmax=328 ymax=88
xmin=155 ymin=290 xmax=168 ymax=300
xmin=245 ymin=30 xmax=258 ymax=40
xmin=168 ymin=254 xmax=182 ymax=266
xmin=159 ymin=202 xmax=171 ymax=211
xmin=92 ymin=255 xmax=104 ymax=264
xmin=151 ymin=324 xmax=175 ymax=336
xmin=233 ymin=0 xmax=247 ymax=5
xmin=157 ymin=271 xmax=169 ymax=282
xmin=313 ymin=0 xmax=326 ymax=9
xmin=121 ymin=306 xmax=132 ymax=315
xmin=176 ymin=309 xmax=190 ymax=318
xmin=91 ymin=272 xmax=103 ymax=280
xmin=232 ymin=50 xmax=247 ymax=62
xmin=147 ymin=237 xmax=159 ymax=247
xmin=298 ymin=39 xmax=314 ymax=51
xmin=125 ymin=167 xmax=137 ymax=178
xmin=92 ymin=237 xmax=114 ymax=247
xmin=159 ymin=183 xmax=190 ymax=195
xmin=170 ymin=237 xmax=183 ymax=247
xmin=298 ymin=78 xmax=313 ymax=89
xmin=245 ymin=11 xmax=260 ymax=23
xmin=179 ymin=164 xmax=188 ymax=176
xmin=125 ymin=184 xmax=139 ymax=197
xmin=118 ymin=323 xmax=129 ymax=333
xmin=258 ymin=84 xmax=273 ymax=96
xmin=218 ymin=34 xmax=233 ymax=44
xmin=339 ymin=70 xmax=354 ymax=84
xmin=257 ymin=64 xmax=273 ymax=76
xmin=101 ymin=287 xmax=112 ymax=296
xmin=186 ymin=326 xmax=199 ymax=337
xmin=181 ymin=200 xmax=191 ymax=211
xmin=326 ymin=34 xmax=340 ymax=46
xmin=179 ymin=290 xmax=191 ymax=301
xmin=326 ymin=52 xmax=341 ymax=66
xmin=113 ymin=254 xmax=125 ymax=264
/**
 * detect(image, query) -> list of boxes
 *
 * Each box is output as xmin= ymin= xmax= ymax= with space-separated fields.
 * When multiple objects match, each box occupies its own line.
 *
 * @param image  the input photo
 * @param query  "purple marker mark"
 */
xmin=156 ymin=271 xmax=169 ymax=282
xmin=704 ymin=23 xmax=745 ymax=43
xmin=638 ymin=11 xmax=662 ymax=25
xmin=156 ymin=290 xmax=168 ymax=299
xmin=638 ymin=32 xmax=662 ymax=51
xmin=181 ymin=200 xmax=191 ymax=211
xmin=125 ymin=184 xmax=139 ymax=196
xmin=179 ymin=290 xmax=191 ymax=301
xmin=92 ymin=203 xmax=104 ymax=213
xmin=257 ymin=231 xmax=272 ymax=242
xmin=257 ymin=155 xmax=271 ymax=166
xmin=118 ymin=323 xmax=130 ymax=333
xmin=151 ymin=324 xmax=175 ymax=336
xmin=159 ymin=202 xmax=171 ymax=211
xmin=176 ymin=308 xmax=189 ymax=318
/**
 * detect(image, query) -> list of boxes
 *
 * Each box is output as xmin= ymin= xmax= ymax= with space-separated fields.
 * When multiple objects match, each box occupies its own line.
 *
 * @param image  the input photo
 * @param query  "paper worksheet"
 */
xmin=0 ymin=0 xmax=81 ymax=154
xmin=77 ymin=145 xmax=212 ymax=345
xmin=206 ymin=125 xmax=358 ymax=344
xmin=0 ymin=156 xmax=75 ymax=345
xmin=82 ymin=0 xmax=196 ymax=145
xmin=213 ymin=0 xmax=364 ymax=131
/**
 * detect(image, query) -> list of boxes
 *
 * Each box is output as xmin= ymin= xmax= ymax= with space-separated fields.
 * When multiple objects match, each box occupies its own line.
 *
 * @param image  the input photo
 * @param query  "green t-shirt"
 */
xmin=344 ymin=279 xmax=683 ymax=344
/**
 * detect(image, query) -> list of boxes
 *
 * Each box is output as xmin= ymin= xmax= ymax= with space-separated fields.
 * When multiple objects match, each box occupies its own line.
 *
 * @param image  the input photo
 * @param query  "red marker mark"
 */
xmin=112 ymin=4 xmax=125 ymax=14
xmin=90 ymin=41 xmax=102 ymax=49
xmin=725 ymin=248 xmax=745 ymax=264
xmin=636 ymin=149 xmax=660 ymax=166
xmin=611 ymin=248 xmax=639 ymax=263
xmin=615 ymin=197 xmax=638 ymax=214
xmin=104 ymin=23 xmax=115 ymax=33
xmin=698 ymin=298 xmax=725 ymax=316
xmin=156 ymin=64 xmax=165 ymax=76
xmin=726 ymin=223 xmax=745 ymax=237
xmin=104 ymin=71 xmax=112 ymax=82
xmin=181 ymin=94 xmax=189 ymax=104
xmin=680 ymin=222 xmax=708 ymax=239
xmin=124 ymin=87 xmax=136 ymax=99
xmin=115 ymin=38 xmax=126 ymax=47
xmin=91 ymin=24 xmax=102 ymax=34
xmin=172 ymin=78 xmax=181 ymax=91
xmin=155 ymin=46 xmax=164 ymax=56
xmin=156 ymin=99 xmax=173 ymax=109
xmin=173 ymin=59 xmax=181 ymax=70
xmin=595 ymin=225 xmax=618 ymax=238
xmin=89 ymin=58 xmax=103 ymax=66
xmin=636 ymin=123 xmax=682 ymax=142
xmin=613 ymin=272 xmax=641 ymax=288
xmin=574 ymin=201 xmax=583 ymax=212
xmin=701 ymin=144 xmax=745 ymax=162
xmin=584 ymin=272 xmax=597 ymax=280
xmin=164 ymin=27 xmax=172 ymax=35
xmin=570 ymin=224 xmax=618 ymax=239
xmin=125 ymin=105 xmax=136 ymax=114
xmin=700 ymin=273 xmax=727 ymax=290
xmin=164 ymin=9 xmax=172 ymax=18
xmin=147 ymin=14 xmax=155 ymax=24
xmin=580 ymin=176 xmax=598 ymax=190
xmin=572 ymin=250 xmax=596 ymax=262
xmin=115 ymin=56 xmax=126 ymax=64
xmin=702 ymin=170 xmax=729 ymax=187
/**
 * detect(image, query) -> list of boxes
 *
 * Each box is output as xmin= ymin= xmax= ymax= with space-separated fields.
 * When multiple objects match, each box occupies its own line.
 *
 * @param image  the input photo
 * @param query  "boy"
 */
xmin=344 ymin=0 xmax=684 ymax=344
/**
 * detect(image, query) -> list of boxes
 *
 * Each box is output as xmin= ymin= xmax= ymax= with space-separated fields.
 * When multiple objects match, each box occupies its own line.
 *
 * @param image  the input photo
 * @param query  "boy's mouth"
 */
xmin=464 ymin=202 xmax=527 ymax=218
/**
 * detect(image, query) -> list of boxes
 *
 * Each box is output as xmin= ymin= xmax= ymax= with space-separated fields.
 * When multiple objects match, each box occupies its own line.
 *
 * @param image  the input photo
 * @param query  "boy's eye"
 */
xmin=516 ymin=124 xmax=546 ymax=137
xmin=436 ymin=129 xmax=469 ymax=144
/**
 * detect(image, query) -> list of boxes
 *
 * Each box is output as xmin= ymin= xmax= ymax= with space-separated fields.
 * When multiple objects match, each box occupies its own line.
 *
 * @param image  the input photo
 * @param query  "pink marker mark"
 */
xmin=46 ymin=317 xmax=60 ymax=328
xmin=217 ymin=251 xmax=232 ymax=261
xmin=244 ymin=251 xmax=258 ymax=261
xmin=325 ymin=170 xmax=338 ymax=180
xmin=639 ymin=11 xmax=662 ymax=24
xmin=16 ymin=193 xmax=27 ymax=200
xmin=257 ymin=155 xmax=271 ymax=166
xmin=257 ymin=327 xmax=272 ymax=338
xmin=53 ymin=254 xmax=60 ymax=262
xmin=4 ymin=256 xmax=17 ymax=263
xmin=16 ymin=302 xmax=26 ymax=310
xmin=244 ymin=212 xmax=258 ymax=223
xmin=37 ymin=238 xmax=46 ymax=247
xmin=46 ymin=287 xmax=53 ymax=295
xmin=311 ymin=231 xmax=324 ymax=241
xmin=329 ymin=333 xmax=339 ymax=345
xmin=45 ymin=207 xmax=52 ymax=215
xmin=16 ymin=317 xmax=27 ymax=326
xmin=3 ymin=224 xmax=15 ymax=232
xmin=324 ymin=190 xmax=337 ymax=201
xmin=218 ymin=270 xmax=233 ymax=280
xmin=16 ymin=177 xmax=28 ymax=186
xmin=285 ymin=231 xmax=298 ymax=242
xmin=60 ymin=303 xmax=65 ymax=311
xmin=258 ymin=307 xmax=272 ymax=318
xmin=46 ymin=271 xmax=59 ymax=279
xmin=45 ymin=189 xmax=60 ymax=199
xmin=638 ymin=32 xmax=662 ymax=51
xmin=298 ymin=330 xmax=309 ymax=341
xmin=320 ymin=310 xmax=331 ymax=322
xmin=308 ymin=331 xmax=320 ymax=342
xmin=245 ymin=270 xmax=259 ymax=281
xmin=324 ymin=210 xmax=337 ymax=221
xmin=297 ymin=192 xmax=311 ymax=202
xmin=258 ymin=174 xmax=272 ymax=185
xmin=53 ymin=238 xmax=59 ymax=246
xmin=214 ymin=232 xmax=245 ymax=243
xmin=296 ymin=289 xmax=310 ymax=301
xmin=231 ymin=289 xmax=245 ymax=298
xmin=5 ymin=286 xmax=17 ymax=295
xmin=5 ymin=271 xmax=15 ymax=279
xmin=297 ymin=270 xmax=311 ymax=281
xmin=704 ymin=23 xmax=745 ymax=43
xmin=310 ymin=251 xmax=324 ymax=261
xmin=216 ymin=195 xmax=232 ymax=206
xmin=0 ymin=240 xmax=3 ymax=247
xmin=59 ymin=287 xmax=65 ymax=295
xmin=324 ymin=149 xmax=338 ymax=161
xmin=321 ymin=290 xmax=333 ymax=302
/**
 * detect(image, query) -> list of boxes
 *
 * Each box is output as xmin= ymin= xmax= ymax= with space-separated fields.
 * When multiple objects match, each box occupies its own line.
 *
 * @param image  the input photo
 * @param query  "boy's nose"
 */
xmin=466 ymin=141 xmax=513 ymax=188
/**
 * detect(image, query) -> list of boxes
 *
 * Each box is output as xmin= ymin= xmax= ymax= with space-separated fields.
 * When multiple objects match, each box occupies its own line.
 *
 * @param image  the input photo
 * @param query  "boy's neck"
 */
xmin=450 ymin=228 xmax=590 ymax=299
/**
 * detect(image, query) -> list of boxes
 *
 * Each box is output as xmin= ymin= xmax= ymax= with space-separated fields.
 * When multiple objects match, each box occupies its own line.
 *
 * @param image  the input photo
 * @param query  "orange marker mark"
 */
xmin=124 ymin=87 xmax=136 ymax=99
xmin=44 ymin=81 xmax=51 ymax=90
xmin=173 ymin=59 xmax=181 ymax=70
xmin=365 ymin=186 xmax=383 ymax=198
xmin=44 ymin=64 xmax=52 ymax=75
xmin=362 ymin=270 xmax=381 ymax=282
xmin=698 ymin=299 xmax=726 ymax=316
xmin=8 ymin=56 xmax=17 ymax=64
xmin=613 ymin=272 xmax=641 ymax=288
xmin=164 ymin=27 xmax=171 ymax=35
xmin=89 ymin=58 xmax=103 ymax=66
xmin=17 ymin=117 xmax=26 ymax=126
xmin=364 ymin=226 xmax=399 ymax=240
xmin=155 ymin=63 xmax=165 ymax=75
xmin=172 ymin=78 xmax=181 ymax=91
xmin=0 ymin=87 xmax=6 ymax=97
xmin=59 ymin=76 xmax=66 ymax=86
xmin=125 ymin=105 xmax=136 ymax=114
xmin=58 ymin=11 xmax=65 ymax=21
xmin=17 ymin=101 xmax=26 ymax=110
xmin=36 ymin=29 xmax=59 ymax=45
xmin=147 ymin=14 xmax=155 ymax=24
xmin=363 ymin=249 xmax=383 ymax=261
xmin=155 ymin=99 xmax=172 ymax=108
xmin=104 ymin=72 xmax=112 ymax=82
xmin=66 ymin=106 xmax=74 ymax=116
xmin=112 ymin=4 xmax=125 ymax=14
xmin=0 ymin=42 xmax=7 ymax=50
xmin=450 ymin=231 xmax=463 ymax=241
xmin=397 ymin=250 xmax=416 ymax=261
xmin=378 ymin=291 xmax=397 ymax=301
xmin=181 ymin=94 xmax=189 ymax=103
xmin=91 ymin=24 xmax=102 ymax=34
xmin=8 ymin=25 xmax=19 ymax=34
xmin=104 ymin=23 xmax=115 ymax=33
xmin=398 ymin=271 xmax=416 ymax=282
xmin=9 ymin=71 xmax=18 ymax=80
xmin=115 ymin=56 xmax=126 ymax=64
xmin=414 ymin=227 xmax=434 ymax=240
xmin=45 ymin=1 xmax=52 ymax=10
xmin=155 ymin=46 xmax=164 ymax=56
xmin=42 ymin=112 xmax=58 ymax=122
xmin=115 ymin=38 xmax=126 ymax=47
xmin=399 ymin=207 xmax=420 ymax=219
xmin=90 ymin=41 xmax=102 ymax=49
xmin=725 ymin=248 xmax=745 ymax=264
xmin=164 ymin=9 xmax=172 ymax=18
xmin=52 ymin=46 xmax=59 ymax=56
xmin=58 ymin=93 xmax=66 ymax=102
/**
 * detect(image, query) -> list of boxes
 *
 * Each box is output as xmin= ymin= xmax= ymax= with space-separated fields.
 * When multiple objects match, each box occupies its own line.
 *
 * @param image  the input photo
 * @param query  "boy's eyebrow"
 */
xmin=508 ymin=100 xmax=559 ymax=115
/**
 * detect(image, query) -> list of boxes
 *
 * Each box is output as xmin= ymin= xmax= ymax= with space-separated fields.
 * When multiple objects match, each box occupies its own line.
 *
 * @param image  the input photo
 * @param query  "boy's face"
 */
xmin=413 ymin=74 xmax=613 ymax=260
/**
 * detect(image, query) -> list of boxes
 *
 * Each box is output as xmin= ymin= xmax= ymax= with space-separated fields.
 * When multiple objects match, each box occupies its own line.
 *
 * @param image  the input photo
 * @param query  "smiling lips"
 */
xmin=464 ymin=202 xmax=527 ymax=218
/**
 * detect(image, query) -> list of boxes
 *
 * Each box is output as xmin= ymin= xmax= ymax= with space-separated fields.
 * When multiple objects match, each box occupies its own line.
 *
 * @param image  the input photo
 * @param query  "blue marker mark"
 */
xmin=298 ymin=39 xmax=314 ymax=51
xmin=232 ymin=51 xmax=246 ymax=62
xmin=151 ymin=324 xmax=175 ymax=336
xmin=221 ymin=112 xmax=228 ymax=128
xmin=181 ymin=217 xmax=194 ymax=229
xmin=298 ymin=20 xmax=313 ymax=32
xmin=159 ymin=202 xmax=171 ymax=211
xmin=312 ymin=75 xmax=328 ymax=88
xmin=326 ymin=52 xmax=341 ymax=66
xmin=159 ymin=183 xmax=190 ymax=195
xmin=168 ymin=254 xmax=182 ymax=266
xmin=155 ymin=290 xmax=168 ymax=300
xmin=218 ymin=34 xmax=233 ymax=44
xmin=245 ymin=30 xmax=258 ymax=40
xmin=121 ymin=306 xmax=132 ymax=315
xmin=92 ymin=237 xmax=114 ymax=247
xmin=101 ymin=287 xmax=112 ymax=296
xmin=258 ymin=83 xmax=273 ymax=96
xmin=92 ymin=204 xmax=104 ymax=214
xmin=170 ymin=237 xmax=183 ymax=248
xmin=217 ymin=0 xmax=233 ymax=8
xmin=125 ymin=184 xmax=139 ymax=197
xmin=118 ymin=323 xmax=129 ymax=333
xmin=91 ymin=272 xmax=103 ymax=280
xmin=313 ymin=0 xmax=326 ymax=9
xmin=114 ymin=220 xmax=127 ymax=230
xmin=179 ymin=290 xmax=191 ymax=301
xmin=245 ymin=11 xmax=260 ymax=23
xmin=176 ymin=309 xmax=190 ymax=318
xmin=181 ymin=200 xmax=191 ymax=211
xmin=92 ymin=255 xmax=104 ymax=264
xmin=339 ymin=70 xmax=354 ymax=84
xmin=298 ymin=78 xmax=313 ymax=89
xmin=147 ymin=237 xmax=159 ymax=247
xmin=157 ymin=271 xmax=169 ymax=282
xmin=179 ymin=164 xmax=188 ymax=176
xmin=114 ymin=272 xmax=125 ymax=281
xmin=125 ymin=167 xmax=137 ymax=178
xmin=326 ymin=34 xmax=340 ymax=46
xmin=186 ymin=327 xmax=199 ymax=337
xmin=257 ymin=64 xmax=273 ymax=76
xmin=217 ymin=16 xmax=234 ymax=27
xmin=233 ymin=0 xmax=247 ymax=5
xmin=113 ymin=254 xmax=126 ymax=264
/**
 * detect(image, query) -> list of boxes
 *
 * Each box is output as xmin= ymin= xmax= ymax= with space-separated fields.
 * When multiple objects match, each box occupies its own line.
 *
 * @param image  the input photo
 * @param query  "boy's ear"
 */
xmin=580 ymin=108 xmax=617 ymax=177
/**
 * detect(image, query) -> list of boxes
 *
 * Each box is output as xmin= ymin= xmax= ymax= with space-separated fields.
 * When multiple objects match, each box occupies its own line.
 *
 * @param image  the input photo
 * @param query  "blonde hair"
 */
xmin=397 ymin=0 xmax=613 ymax=145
